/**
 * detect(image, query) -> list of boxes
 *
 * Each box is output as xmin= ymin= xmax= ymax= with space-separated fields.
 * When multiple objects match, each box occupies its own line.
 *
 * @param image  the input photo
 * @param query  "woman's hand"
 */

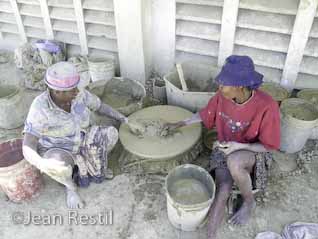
xmin=120 ymin=117 xmax=129 ymax=124
xmin=163 ymin=121 xmax=186 ymax=133
xmin=126 ymin=119 xmax=145 ymax=136
xmin=216 ymin=141 xmax=247 ymax=155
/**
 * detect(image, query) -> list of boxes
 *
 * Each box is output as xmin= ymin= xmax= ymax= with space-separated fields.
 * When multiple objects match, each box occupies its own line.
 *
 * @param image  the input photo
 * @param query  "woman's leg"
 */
xmin=43 ymin=149 xmax=85 ymax=209
xmin=82 ymin=125 xmax=119 ymax=182
xmin=208 ymin=168 xmax=233 ymax=239
xmin=227 ymin=150 xmax=256 ymax=225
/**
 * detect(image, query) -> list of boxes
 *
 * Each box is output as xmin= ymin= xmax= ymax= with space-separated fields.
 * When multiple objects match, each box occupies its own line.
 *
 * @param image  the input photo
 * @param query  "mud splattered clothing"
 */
xmin=23 ymin=89 xmax=120 ymax=187
xmin=24 ymin=89 xmax=102 ymax=153
xmin=200 ymin=90 xmax=280 ymax=191
xmin=72 ymin=125 xmax=118 ymax=187
xmin=199 ymin=90 xmax=281 ymax=150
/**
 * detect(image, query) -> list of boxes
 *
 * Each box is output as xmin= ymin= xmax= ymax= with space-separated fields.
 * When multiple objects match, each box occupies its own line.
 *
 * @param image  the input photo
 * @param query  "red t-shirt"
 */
xmin=199 ymin=89 xmax=280 ymax=150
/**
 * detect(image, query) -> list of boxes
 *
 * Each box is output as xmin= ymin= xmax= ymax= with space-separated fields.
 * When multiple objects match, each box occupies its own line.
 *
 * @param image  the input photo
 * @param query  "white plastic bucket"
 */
xmin=297 ymin=89 xmax=318 ymax=140
xmin=88 ymin=57 xmax=115 ymax=83
xmin=280 ymin=98 xmax=318 ymax=153
xmin=0 ymin=85 xmax=29 ymax=129
xmin=165 ymin=164 xmax=215 ymax=231
xmin=164 ymin=61 xmax=219 ymax=112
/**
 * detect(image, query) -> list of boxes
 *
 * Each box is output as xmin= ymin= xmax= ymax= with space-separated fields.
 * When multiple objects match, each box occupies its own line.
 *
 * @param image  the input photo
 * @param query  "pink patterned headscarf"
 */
xmin=45 ymin=62 xmax=80 ymax=91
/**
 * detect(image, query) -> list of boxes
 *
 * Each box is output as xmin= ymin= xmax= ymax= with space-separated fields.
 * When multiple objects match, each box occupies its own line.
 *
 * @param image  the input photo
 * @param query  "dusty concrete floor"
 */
xmin=0 ymin=145 xmax=318 ymax=239
xmin=0 ymin=52 xmax=317 ymax=239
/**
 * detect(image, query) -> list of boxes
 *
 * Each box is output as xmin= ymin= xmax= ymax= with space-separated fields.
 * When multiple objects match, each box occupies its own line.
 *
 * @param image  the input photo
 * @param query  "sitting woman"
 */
xmin=165 ymin=55 xmax=280 ymax=239
xmin=22 ymin=62 xmax=128 ymax=209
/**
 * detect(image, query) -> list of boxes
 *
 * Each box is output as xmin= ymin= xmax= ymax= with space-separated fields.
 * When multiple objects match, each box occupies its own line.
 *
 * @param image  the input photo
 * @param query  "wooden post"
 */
xmin=281 ymin=0 xmax=318 ymax=90
xmin=9 ymin=0 xmax=27 ymax=43
xmin=39 ymin=0 xmax=54 ymax=40
xmin=217 ymin=0 xmax=240 ymax=66
xmin=73 ymin=0 xmax=88 ymax=55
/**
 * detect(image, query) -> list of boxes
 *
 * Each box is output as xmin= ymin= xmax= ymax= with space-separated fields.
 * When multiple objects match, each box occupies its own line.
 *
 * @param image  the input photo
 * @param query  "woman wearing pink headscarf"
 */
xmin=22 ymin=62 xmax=128 ymax=209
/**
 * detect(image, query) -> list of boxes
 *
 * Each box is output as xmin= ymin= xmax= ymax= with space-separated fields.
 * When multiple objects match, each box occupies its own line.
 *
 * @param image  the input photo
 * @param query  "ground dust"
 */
xmin=1 ymin=52 xmax=318 ymax=239
xmin=169 ymin=178 xmax=210 ymax=205
xmin=0 ymin=86 xmax=16 ymax=99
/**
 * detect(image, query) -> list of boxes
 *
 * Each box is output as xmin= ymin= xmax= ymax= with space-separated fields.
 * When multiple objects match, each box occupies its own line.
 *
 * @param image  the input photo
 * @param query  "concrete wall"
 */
xmin=0 ymin=0 xmax=119 ymax=69
xmin=0 ymin=0 xmax=318 ymax=89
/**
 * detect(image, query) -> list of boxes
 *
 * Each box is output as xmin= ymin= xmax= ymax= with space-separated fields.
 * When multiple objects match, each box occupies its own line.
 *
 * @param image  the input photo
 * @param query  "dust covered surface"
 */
xmin=0 ymin=140 xmax=317 ymax=239
xmin=0 ymin=52 xmax=317 ymax=239
xmin=119 ymin=106 xmax=202 ymax=160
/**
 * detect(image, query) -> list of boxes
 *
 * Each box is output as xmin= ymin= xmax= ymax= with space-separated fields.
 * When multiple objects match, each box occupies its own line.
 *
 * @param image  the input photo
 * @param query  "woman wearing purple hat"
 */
xmin=22 ymin=62 xmax=128 ymax=209
xmin=165 ymin=55 xmax=280 ymax=238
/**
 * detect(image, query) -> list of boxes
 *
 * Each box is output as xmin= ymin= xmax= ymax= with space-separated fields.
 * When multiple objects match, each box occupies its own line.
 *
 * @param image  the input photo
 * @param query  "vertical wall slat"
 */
xmin=114 ymin=0 xmax=147 ymax=83
xmin=152 ymin=0 xmax=176 ymax=75
xmin=217 ymin=0 xmax=239 ymax=66
xmin=9 ymin=0 xmax=27 ymax=43
xmin=281 ymin=0 xmax=318 ymax=89
xmin=73 ymin=0 xmax=88 ymax=55
xmin=39 ymin=0 xmax=54 ymax=40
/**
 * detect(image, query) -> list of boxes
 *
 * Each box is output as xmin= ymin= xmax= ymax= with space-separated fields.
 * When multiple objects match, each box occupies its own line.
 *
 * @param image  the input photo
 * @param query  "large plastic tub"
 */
xmin=280 ymin=98 xmax=318 ymax=153
xmin=164 ymin=62 xmax=220 ymax=112
xmin=88 ymin=77 xmax=146 ymax=117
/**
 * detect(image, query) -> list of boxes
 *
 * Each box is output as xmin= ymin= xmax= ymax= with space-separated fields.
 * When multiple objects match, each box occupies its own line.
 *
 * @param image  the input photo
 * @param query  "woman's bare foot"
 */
xmin=208 ymin=225 xmax=217 ymax=239
xmin=105 ymin=168 xmax=114 ymax=180
xmin=229 ymin=200 xmax=256 ymax=225
xmin=66 ymin=188 xmax=85 ymax=209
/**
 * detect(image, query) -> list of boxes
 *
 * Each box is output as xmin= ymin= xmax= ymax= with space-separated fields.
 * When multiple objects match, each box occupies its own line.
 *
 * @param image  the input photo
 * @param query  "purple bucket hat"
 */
xmin=215 ymin=55 xmax=263 ymax=89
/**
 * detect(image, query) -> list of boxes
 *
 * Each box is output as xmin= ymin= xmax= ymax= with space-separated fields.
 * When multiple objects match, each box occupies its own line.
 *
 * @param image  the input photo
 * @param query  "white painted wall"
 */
xmin=141 ymin=0 xmax=153 ymax=81
xmin=0 ymin=0 xmax=318 ymax=88
xmin=114 ymin=0 xmax=147 ymax=83
xmin=150 ymin=0 xmax=176 ymax=76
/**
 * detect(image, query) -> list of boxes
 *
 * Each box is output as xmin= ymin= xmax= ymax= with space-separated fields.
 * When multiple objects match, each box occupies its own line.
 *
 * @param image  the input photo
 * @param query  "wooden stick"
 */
xmin=176 ymin=63 xmax=188 ymax=91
